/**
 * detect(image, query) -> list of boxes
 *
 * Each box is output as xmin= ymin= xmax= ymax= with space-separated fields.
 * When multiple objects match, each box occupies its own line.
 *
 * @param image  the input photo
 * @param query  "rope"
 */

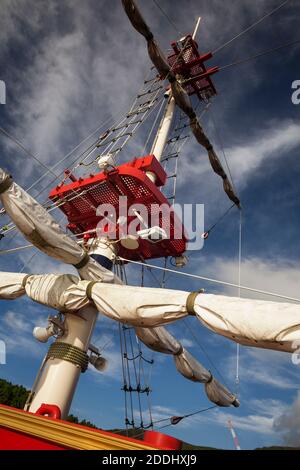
xmin=202 ymin=203 xmax=235 ymax=239
xmin=213 ymin=0 xmax=291 ymax=54
xmin=209 ymin=107 xmax=238 ymax=197
xmin=117 ymin=262 xmax=155 ymax=430
xmin=118 ymin=322 xmax=130 ymax=434
xmin=0 ymin=127 xmax=58 ymax=178
xmin=47 ymin=342 xmax=89 ymax=373
xmin=24 ymin=68 xmax=159 ymax=198
xmin=117 ymin=257 xmax=300 ymax=303
xmin=25 ymin=113 xmax=120 ymax=195
xmin=152 ymin=0 xmax=182 ymax=35
xmin=235 ymin=210 xmax=243 ymax=393
xmin=218 ymin=39 xmax=300 ymax=71
xmin=1 ymin=91 xmax=165 ymax=242
xmin=129 ymin=330 xmax=143 ymax=427
xmin=0 ymin=244 xmax=33 ymax=255
xmin=146 ymin=405 xmax=217 ymax=433
xmin=142 ymin=98 xmax=165 ymax=155
xmin=123 ymin=404 xmax=218 ymax=441
xmin=183 ymin=319 xmax=230 ymax=390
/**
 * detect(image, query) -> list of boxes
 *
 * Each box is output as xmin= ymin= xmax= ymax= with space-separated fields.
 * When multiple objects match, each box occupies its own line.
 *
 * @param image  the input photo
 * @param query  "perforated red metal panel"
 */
xmin=49 ymin=155 xmax=187 ymax=261
xmin=167 ymin=35 xmax=218 ymax=99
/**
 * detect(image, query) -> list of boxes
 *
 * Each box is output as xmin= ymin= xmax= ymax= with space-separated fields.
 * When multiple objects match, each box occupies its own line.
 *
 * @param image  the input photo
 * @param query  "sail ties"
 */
xmin=186 ymin=290 xmax=204 ymax=315
xmin=0 ymin=175 xmax=13 ymax=194
xmin=86 ymin=280 xmax=97 ymax=300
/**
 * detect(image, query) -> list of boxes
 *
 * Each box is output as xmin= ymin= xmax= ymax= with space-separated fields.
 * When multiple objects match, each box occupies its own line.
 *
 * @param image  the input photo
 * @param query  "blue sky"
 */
xmin=0 ymin=0 xmax=300 ymax=450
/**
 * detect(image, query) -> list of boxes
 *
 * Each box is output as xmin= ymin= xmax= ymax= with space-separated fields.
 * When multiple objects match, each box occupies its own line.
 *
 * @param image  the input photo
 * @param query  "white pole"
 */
xmin=27 ymin=241 xmax=116 ymax=419
xmin=192 ymin=17 xmax=202 ymax=40
xmin=147 ymin=16 xmax=201 ymax=184
xmin=147 ymin=92 xmax=176 ymax=183
xmin=28 ymin=305 xmax=98 ymax=419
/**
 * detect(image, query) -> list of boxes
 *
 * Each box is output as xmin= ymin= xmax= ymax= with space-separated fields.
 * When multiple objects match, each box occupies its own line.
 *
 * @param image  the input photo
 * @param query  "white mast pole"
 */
xmin=146 ymin=92 xmax=176 ymax=182
xmin=27 ymin=241 xmax=116 ymax=419
xmin=192 ymin=17 xmax=202 ymax=40
xmin=27 ymin=18 xmax=204 ymax=418
xmin=147 ymin=16 xmax=202 ymax=183
xmin=27 ymin=306 xmax=98 ymax=419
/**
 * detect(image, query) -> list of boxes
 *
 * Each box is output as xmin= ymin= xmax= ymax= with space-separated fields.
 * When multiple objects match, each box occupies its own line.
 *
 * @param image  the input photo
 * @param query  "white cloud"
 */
xmin=195 ymin=255 xmax=300 ymax=301
xmin=179 ymin=120 xmax=300 ymax=198
xmin=198 ymin=397 xmax=288 ymax=436
xmin=227 ymin=121 xmax=300 ymax=187
xmin=179 ymin=337 xmax=194 ymax=348
xmin=274 ymin=391 xmax=300 ymax=446
xmin=2 ymin=309 xmax=32 ymax=332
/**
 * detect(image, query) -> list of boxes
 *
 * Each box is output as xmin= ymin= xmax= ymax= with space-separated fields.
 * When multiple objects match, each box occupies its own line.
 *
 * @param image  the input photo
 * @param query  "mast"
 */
xmin=27 ymin=305 xmax=98 ymax=418
xmin=25 ymin=15 xmax=204 ymax=420
xmin=146 ymin=91 xmax=176 ymax=182
xmin=146 ymin=16 xmax=201 ymax=183
xmin=26 ymin=242 xmax=116 ymax=419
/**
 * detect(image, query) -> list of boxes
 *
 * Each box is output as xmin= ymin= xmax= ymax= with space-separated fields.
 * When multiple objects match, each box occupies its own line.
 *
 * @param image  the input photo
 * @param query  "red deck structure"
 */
xmin=167 ymin=35 xmax=218 ymax=99
xmin=49 ymin=155 xmax=187 ymax=261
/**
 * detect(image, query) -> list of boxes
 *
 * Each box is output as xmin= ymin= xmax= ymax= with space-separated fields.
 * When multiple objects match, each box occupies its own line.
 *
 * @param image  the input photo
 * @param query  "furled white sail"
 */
xmin=1 ymin=272 xmax=299 ymax=353
xmin=0 ymin=272 xmax=28 ymax=299
xmin=0 ymin=168 xmax=121 ymax=284
xmin=194 ymin=294 xmax=300 ymax=353
xmin=135 ymin=327 xmax=239 ymax=407
xmin=135 ymin=326 xmax=182 ymax=355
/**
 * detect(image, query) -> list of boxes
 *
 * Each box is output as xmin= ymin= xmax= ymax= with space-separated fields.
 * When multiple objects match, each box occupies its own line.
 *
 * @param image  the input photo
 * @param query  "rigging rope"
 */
xmin=0 ymin=126 xmax=59 ymax=178
xmin=141 ymin=97 xmax=166 ymax=154
xmin=218 ymin=39 xmax=300 ymax=72
xmin=128 ymin=404 xmax=218 ymax=439
xmin=202 ymin=203 xmax=235 ymax=239
xmin=0 ymin=76 xmax=164 ymax=241
xmin=117 ymin=257 xmax=300 ymax=303
xmin=152 ymin=0 xmax=182 ymax=35
xmin=213 ymin=0 xmax=291 ymax=54
xmin=157 ymin=405 xmax=217 ymax=430
xmin=235 ymin=210 xmax=243 ymax=393
xmin=209 ymin=107 xmax=238 ymax=197
xmin=183 ymin=319 xmax=231 ymax=390
xmin=116 ymin=261 xmax=155 ymax=430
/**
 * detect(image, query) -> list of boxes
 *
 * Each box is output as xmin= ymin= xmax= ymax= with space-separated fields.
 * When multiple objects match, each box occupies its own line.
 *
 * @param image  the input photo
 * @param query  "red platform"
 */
xmin=167 ymin=35 xmax=218 ymax=99
xmin=49 ymin=155 xmax=187 ymax=261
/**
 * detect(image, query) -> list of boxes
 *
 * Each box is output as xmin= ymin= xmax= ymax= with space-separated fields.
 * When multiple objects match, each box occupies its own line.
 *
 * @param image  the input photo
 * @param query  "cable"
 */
xmin=152 ymin=0 xmax=182 ymax=35
xmin=183 ymin=319 xmax=230 ymax=390
xmin=25 ymin=114 xmax=118 ymax=193
xmin=209 ymin=107 xmax=238 ymax=197
xmin=202 ymin=203 xmax=235 ymax=239
xmin=157 ymin=405 xmax=217 ymax=430
xmin=213 ymin=0 xmax=291 ymax=54
xmin=124 ymin=404 xmax=218 ymax=440
xmin=0 ymin=126 xmax=58 ymax=177
xmin=117 ymin=257 xmax=300 ymax=303
xmin=142 ymin=98 xmax=165 ymax=155
xmin=235 ymin=210 xmax=243 ymax=393
xmin=218 ymin=38 xmax=300 ymax=71
xmin=0 ymin=244 xmax=33 ymax=256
